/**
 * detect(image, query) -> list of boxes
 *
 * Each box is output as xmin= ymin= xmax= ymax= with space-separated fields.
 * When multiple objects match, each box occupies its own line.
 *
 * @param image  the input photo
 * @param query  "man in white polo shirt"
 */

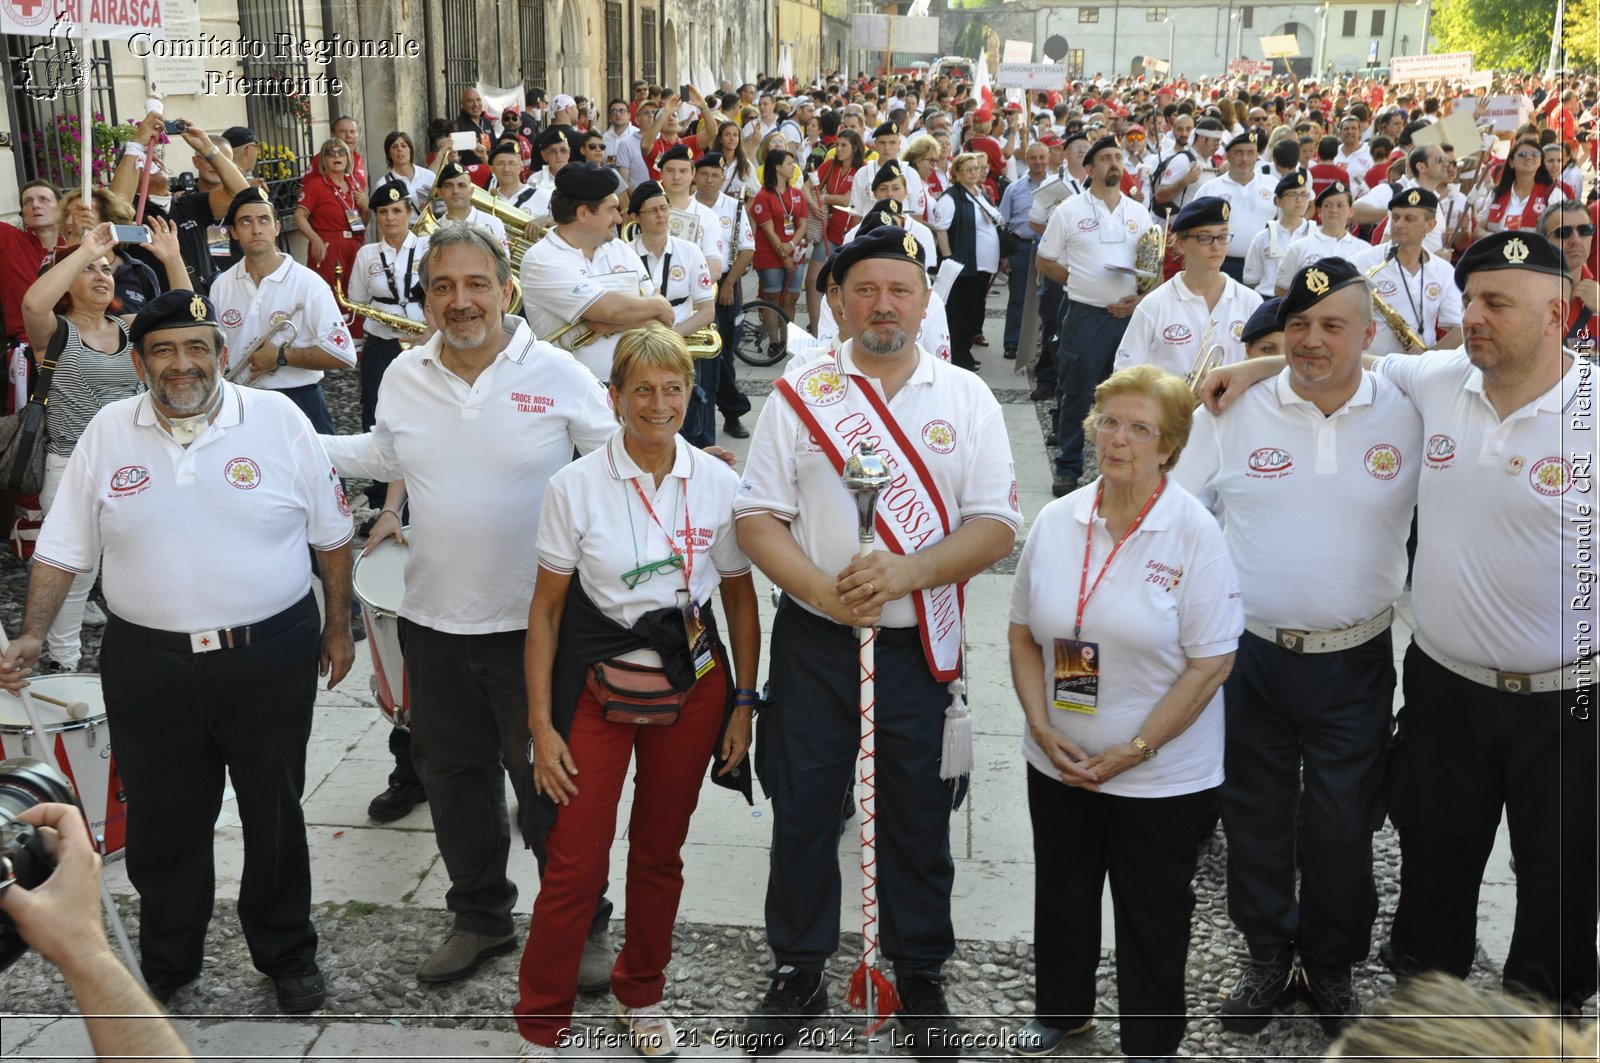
xmin=1197 ymin=134 xmax=1280 ymax=283
xmin=628 ymin=181 xmax=717 ymax=445
xmin=519 ymin=162 xmax=675 ymax=380
xmin=0 ymin=290 xmax=354 ymax=1014
xmin=1175 ymin=257 xmax=1421 ymax=1037
xmin=209 ymin=188 xmax=356 ymax=433
xmin=319 ymin=223 xmax=621 ymax=988
xmin=1350 ymin=188 xmax=1463 ymax=356
xmin=656 ymin=143 xmax=725 ymax=280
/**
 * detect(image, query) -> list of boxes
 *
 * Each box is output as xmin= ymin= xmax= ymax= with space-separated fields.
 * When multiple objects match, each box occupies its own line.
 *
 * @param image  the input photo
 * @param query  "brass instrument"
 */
xmin=685 ymin=326 xmax=722 ymax=360
xmin=410 ymin=197 xmax=526 ymax=315
xmin=470 ymin=186 xmax=549 ymax=266
xmin=1186 ymin=317 xmax=1225 ymax=389
xmin=543 ymin=319 xmax=599 ymax=351
xmin=1363 ymin=251 xmax=1427 ymax=353
xmin=334 ymin=264 xmax=427 ymax=337
xmin=1133 ymin=217 xmax=1169 ymax=294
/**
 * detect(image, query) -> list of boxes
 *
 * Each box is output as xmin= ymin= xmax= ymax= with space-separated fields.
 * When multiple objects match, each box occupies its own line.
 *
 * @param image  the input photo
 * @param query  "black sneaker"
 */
xmin=275 ymin=966 xmax=326 ymax=1013
xmin=144 ymin=971 xmax=198 ymax=1005
xmin=1030 ymin=384 xmax=1054 ymax=401
xmin=1300 ymin=966 xmax=1357 ymax=1037
xmin=1219 ymin=955 xmax=1297 ymax=1034
xmin=1003 ymin=347 xmax=1018 ymax=360
xmin=744 ymin=965 xmax=826 ymax=1055
xmin=895 ymin=971 xmax=963 ymax=1060
xmin=724 ymin=417 xmax=750 ymax=439
xmin=368 ymin=781 xmax=427 ymax=822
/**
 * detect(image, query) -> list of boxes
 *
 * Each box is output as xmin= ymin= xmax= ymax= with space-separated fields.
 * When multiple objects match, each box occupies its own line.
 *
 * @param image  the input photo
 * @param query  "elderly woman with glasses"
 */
xmin=516 ymin=323 xmax=759 ymax=1062
xmin=1008 ymin=363 xmax=1241 ymax=1063
xmin=294 ymin=137 xmax=370 ymax=300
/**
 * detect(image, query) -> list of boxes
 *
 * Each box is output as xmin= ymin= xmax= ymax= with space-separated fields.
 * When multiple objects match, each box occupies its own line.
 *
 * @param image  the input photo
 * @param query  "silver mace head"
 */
xmin=842 ymin=441 xmax=892 ymax=545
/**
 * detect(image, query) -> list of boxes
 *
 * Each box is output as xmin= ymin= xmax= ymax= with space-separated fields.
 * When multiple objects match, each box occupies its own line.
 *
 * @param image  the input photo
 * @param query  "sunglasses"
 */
xmin=1513 ymin=151 xmax=1542 ymax=160
xmin=1553 ymin=224 xmax=1595 ymax=238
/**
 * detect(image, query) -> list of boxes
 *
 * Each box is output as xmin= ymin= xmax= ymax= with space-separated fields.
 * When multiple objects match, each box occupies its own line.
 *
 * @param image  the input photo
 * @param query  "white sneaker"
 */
xmin=82 ymin=600 xmax=107 ymax=627
xmin=613 ymin=1000 xmax=680 ymax=1057
xmin=517 ymin=1040 xmax=557 ymax=1061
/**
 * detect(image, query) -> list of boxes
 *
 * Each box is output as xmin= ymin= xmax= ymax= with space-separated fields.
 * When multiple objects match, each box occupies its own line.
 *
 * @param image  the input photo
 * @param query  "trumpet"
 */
xmin=543 ymin=319 xmax=598 ymax=351
xmin=226 ymin=303 xmax=302 ymax=382
xmin=1364 ymin=251 xmax=1427 ymax=353
xmin=334 ymin=264 xmax=427 ymax=337
xmin=1186 ymin=317 xmax=1225 ymax=389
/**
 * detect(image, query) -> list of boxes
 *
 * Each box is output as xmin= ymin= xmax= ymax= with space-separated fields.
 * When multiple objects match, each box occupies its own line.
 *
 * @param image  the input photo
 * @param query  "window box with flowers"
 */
xmin=31 ymin=113 xmax=140 ymax=188
xmin=256 ymin=142 xmax=305 ymax=215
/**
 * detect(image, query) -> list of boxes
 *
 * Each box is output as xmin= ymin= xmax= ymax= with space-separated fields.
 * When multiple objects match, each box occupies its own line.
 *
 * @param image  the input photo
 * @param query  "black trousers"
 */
xmin=275 ymin=382 xmax=336 ymax=435
xmin=1387 ymin=641 xmax=1598 ymax=1009
xmin=760 ymin=598 xmax=966 ymax=976
xmin=1027 ymin=767 xmax=1217 ymax=1057
xmin=682 ymin=350 xmax=717 ymax=449
xmin=945 ymin=270 xmax=992 ymax=369
xmin=101 ymin=594 xmax=321 ymax=983
xmin=1036 ymin=279 xmax=1064 ymax=391
xmin=360 ymin=335 xmax=405 ymax=509
xmin=1054 ymin=300 xmax=1131 ymax=479
xmin=713 ymin=289 xmax=751 ymax=420
xmin=1219 ymin=630 xmax=1394 ymax=970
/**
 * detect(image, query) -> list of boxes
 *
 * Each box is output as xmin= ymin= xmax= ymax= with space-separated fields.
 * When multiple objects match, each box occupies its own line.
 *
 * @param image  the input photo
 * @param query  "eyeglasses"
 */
xmin=1182 ymin=232 xmax=1230 ymax=247
xmin=621 ymin=554 xmax=684 ymax=590
xmin=1513 ymin=151 xmax=1542 ymax=160
xmin=1553 ymin=224 xmax=1596 ymax=238
xmin=1092 ymin=413 xmax=1161 ymax=442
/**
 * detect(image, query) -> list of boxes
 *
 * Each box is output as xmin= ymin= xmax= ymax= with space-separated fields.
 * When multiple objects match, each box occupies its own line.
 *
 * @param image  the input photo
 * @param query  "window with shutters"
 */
xmin=1370 ymin=10 xmax=1385 ymax=35
xmin=520 ymin=0 xmax=548 ymax=92
xmin=1079 ymin=8 xmax=1099 ymax=23
xmin=1342 ymin=10 xmax=1357 ymax=36
xmin=442 ymin=0 xmax=479 ymax=105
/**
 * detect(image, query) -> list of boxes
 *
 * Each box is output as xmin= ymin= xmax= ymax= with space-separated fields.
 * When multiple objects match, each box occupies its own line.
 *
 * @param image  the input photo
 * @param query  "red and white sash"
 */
xmin=774 ymin=353 xmax=965 ymax=682
xmin=1486 ymin=185 xmax=1552 ymax=231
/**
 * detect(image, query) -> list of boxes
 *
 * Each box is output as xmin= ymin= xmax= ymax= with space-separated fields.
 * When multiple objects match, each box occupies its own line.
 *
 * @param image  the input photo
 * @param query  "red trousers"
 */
xmin=513 ymin=664 xmax=728 ymax=1046
xmin=310 ymin=229 xmax=365 ymax=339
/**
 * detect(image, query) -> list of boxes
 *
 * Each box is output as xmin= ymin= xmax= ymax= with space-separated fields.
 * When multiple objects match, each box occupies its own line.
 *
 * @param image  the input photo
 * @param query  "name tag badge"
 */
xmin=346 ymin=207 xmax=366 ymax=233
xmin=1051 ymin=637 xmax=1100 ymax=714
xmin=206 ymin=224 xmax=231 ymax=258
xmin=679 ymin=589 xmax=716 ymax=679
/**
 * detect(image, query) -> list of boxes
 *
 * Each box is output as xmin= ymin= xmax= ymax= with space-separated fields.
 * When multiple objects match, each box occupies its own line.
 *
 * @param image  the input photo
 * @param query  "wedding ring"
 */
xmin=866 ymin=581 xmax=875 ymax=596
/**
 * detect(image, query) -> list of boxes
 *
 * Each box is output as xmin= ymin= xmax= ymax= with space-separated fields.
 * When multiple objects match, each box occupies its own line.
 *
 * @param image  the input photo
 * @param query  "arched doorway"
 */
xmin=559 ymin=0 xmax=590 ymax=96
xmin=664 ymin=19 xmax=679 ymax=87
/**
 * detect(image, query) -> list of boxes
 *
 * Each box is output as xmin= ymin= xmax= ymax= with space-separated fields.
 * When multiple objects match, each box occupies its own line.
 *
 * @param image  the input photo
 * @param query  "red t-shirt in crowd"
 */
xmin=1363 ymin=159 xmax=1396 ymax=191
xmin=748 ymin=185 xmax=806 ymax=270
xmin=0 ymin=224 xmax=52 ymax=345
xmin=1309 ymin=162 xmax=1353 ymax=200
xmin=643 ymin=136 xmax=700 ymax=181
xmin=816 ymin=157 xmax=859 ymax=245
xmin=297 ymin=172 xmax=366 ymax=238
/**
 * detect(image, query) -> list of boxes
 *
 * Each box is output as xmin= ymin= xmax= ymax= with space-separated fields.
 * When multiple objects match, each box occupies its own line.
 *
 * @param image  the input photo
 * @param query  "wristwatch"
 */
xmin=276 ymin=343 xmax=289 ymax=368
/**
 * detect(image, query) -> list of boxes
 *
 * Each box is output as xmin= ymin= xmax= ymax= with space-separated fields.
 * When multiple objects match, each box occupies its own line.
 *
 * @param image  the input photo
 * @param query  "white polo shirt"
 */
xmin=1037 ymin=189 xmax=1153 ymax=308
xmin=1173 ymin=368 xmax=1423 ymax=630
xmin=1243 ymin=219 xmax=1313 ymax=296
xmin=814 ymin=288 xmax=952 ymax=362
xmin=348 ymin=232 xmax=429 ymax=343
xmin=319 ymin=319 xmax=616 ymax=634
xmin=1196 ymin=172 xmax=1280 ymax=258
xmin=210 ymin=254 xmax=356 ymax=391
xmin=667 ymin=196 xmax=727 ymax=278
xmin=1155 ymin=148 xmax=1221 ymax=215
xmin=1009 ymin=480 xmax=1242 ymax=799
xmin=1114 ymin=272 xmax=1263 ymax=378
xmin=602 ymin=127 xmax=649 ymax=189
xmin=520 ymin=228 xmax=652 ymax=381
xmin=35 ymin=384 xmax=353 ymax=632
xmin=735 ymin=341 xmax=1021 ymax=630
xmin=381 ymin=167 xmax=436 ymax=212
xmin=1335 ymin=144 xmax=1373 ymax=194
xmin=439 ymin=209 xmax=509 ymax=254
xmin=1376 ymin=349 xmax=1596 ymax=673
xmin=538 ymin=430 xmax=751 ymax=627
xmin=699 ymin=191 xmax=755 ymax=259
xmin=1350 ymin=245 xmax=1464 ymax=355
xmin=1274 ymin=228 xmax=1371 ymax=294
xmin=849 ymin=163 xmax=927 ymax=220
xmin=631 ymin=233 xmax=714 ymax=325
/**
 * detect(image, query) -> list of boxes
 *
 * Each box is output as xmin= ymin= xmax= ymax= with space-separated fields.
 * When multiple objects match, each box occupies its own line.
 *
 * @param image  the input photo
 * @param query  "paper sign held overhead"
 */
xmin=850 ymin=14 xmax=941 ymax=54
xmin=1260 ymin=34 xmax=1301 ymax=59
xmin=1389 ymin=51 xmax=1474 ymax=81
xmin=1002 ymin=39 xmax=1032 ymax=63
xmin=1479 ymin=94 xmax=1532 ymax=132
xmin=996 ymin=62 xmax=1064 ymax=90
xmin=1228 ymin=59 xmax=1273 ymax=76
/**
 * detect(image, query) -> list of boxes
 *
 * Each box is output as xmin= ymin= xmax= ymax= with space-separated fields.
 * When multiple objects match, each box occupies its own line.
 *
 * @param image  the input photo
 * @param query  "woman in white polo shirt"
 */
xmin=515 ymin=324 xmax=760 ymax=1061
xmin=1007 ymin=364 xmax=1242 ymax=1062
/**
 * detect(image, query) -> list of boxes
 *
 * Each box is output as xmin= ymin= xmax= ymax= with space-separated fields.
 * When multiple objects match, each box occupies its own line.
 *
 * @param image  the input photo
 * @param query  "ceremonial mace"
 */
xmin=842 ymin=441 xmax=898 ymax=1051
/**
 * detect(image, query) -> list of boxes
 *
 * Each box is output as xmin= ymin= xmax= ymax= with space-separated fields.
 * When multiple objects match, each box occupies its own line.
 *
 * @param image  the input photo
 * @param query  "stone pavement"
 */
xmin=0 ymin=285 xmax=1526 ymax=1061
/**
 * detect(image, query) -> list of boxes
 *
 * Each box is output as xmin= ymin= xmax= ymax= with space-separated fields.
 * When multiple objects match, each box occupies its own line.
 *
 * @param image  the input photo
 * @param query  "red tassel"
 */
xmin=846 ymin=963 xmax=902 ymax=1032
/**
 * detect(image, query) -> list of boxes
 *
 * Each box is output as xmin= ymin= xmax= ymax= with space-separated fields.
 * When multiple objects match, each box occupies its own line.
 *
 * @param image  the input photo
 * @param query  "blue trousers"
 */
xmin=1002 ymin=240 xmax=1036 ymax=352
xmin=1054 ymin=300 xmax=1130 ymax=479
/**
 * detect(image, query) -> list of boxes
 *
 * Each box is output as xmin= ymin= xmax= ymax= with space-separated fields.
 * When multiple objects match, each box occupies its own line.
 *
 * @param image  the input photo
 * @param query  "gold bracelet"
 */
xmin=1131 ymin=736 xmax=1158 ymax=760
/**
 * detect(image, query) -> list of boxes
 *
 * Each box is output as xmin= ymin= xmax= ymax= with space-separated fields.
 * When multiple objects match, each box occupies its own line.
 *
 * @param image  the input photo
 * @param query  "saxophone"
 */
xmin=1363 ymin=248 xmax=1426 ymax=353
xmin=334 ymin=264 xmax=428 ymax=337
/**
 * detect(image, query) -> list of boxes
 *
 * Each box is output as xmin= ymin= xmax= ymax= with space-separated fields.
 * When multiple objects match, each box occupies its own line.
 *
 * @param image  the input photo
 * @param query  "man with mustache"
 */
xmin=736 ymin=226 xmax=1021 ymax=1059
xmin=0 ymin=290 xmax=356 ymax=1013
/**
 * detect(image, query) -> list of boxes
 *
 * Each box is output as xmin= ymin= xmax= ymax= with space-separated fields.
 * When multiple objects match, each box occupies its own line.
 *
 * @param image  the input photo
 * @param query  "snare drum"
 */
xmin=353 ymin=530 xmax=410 ymax=730
xmin=0 ymin=674 xmax=126 ymax=857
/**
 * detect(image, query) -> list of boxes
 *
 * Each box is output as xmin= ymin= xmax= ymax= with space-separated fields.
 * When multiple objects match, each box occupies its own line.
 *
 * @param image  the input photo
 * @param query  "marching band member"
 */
xmin=848 ymin=123 xmax=924 ymax=222
xmin=1243 ymin=172 xmax=1313 ymax=298
xmin=431 ymin=162 xmax=510 ymax=254
xmin=736 ymin=226 xmax=1019 ymax=1058
xmin=692 ymin=152 xmax=756 ymax=438
xmin=1197 ymin=134 xmax=1280 ymax=282
xmin=519 ymin=162 xmax=673 ymax=381
xmin=490 ymin=141 xmax=541 ymax=212
xmin=209 ymin=189 xmax=356 ymax=434
xmin=1350 ymin=188 xmax=1463 ymax=355
xmin=1274 ymin=182 xmax=1366 ymax=297
xmin=1240 ymin=297 xmax=1286 ymax=360
xmin=814 ymin=205 xmax=951 ymax=361
xmin=657 ymin=144 xmax=726 ymax=280
xmin=1115 ymin=197 xmax=1262 ymax=379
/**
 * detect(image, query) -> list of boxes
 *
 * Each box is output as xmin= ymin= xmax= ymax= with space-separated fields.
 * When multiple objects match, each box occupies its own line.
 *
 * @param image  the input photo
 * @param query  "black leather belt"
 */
xmin=108 ymin=593 xmax=315 ymax=654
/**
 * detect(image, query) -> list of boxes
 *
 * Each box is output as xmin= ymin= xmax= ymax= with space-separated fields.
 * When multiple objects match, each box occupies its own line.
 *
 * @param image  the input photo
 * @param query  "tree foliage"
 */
xmin=1561 ymin=0 xmax=1599 ymax=68
xmin=953 ymin=19 xmax=989 ymax=57
xmin=1431 ymin=0 xmax=1559 ymax=70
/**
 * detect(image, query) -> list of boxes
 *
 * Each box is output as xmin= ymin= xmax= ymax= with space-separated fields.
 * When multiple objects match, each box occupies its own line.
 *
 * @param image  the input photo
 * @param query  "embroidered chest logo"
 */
xmin=511 ymin=391 xmax=556 ymax=414
xmin=669 ymin=264 xmax=686 ymax=281
xmin=220 ymin=308 xmax=244 ymax=328
xmin=1162 ymin=324 xmax=1193 ymax=343
xmin=1364 ymin=443 xmax=1402 ymax=481
xmin=1230 ymin=319 xmax=1244 ymax=340
xmin=1246 ymin=447 xmax=1294 ymax=478
xmin=1425 ymin=282 xmax=1442 ymax=299
xmin=225 ymin=457 xmax=262 ymax=490
xmin=1009 ymin=480 xmax=1020 ymax=513
xmin=1529 ymin=457 xmax=1572 ymax=496
xmin=1424 ymin=433 xmax=1456 ymax=467
xmin=796 ymin=365 xmax=847 ymax=406
xmin=1144 ymin=559 xmax=1184 ymax=592
xmin=1376 ymin=280 xmax=1398 ymax=296
xmin=109 ymin=465 xmax=150 ymax=496
xmin=1076 ymin=218 xmax=1099 ymax=232
xmin=921 ymin=419 xmax=957 ymax=454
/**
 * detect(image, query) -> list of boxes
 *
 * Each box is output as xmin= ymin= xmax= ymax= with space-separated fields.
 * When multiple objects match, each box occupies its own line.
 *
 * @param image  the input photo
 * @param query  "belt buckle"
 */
xmin=1495 ymin=670 xmax=1533 ymax=695
xmin=1275 ymin=628 xmax=1309 ymax=654
xmin=190 ymin=630 xmax=222 ymax=653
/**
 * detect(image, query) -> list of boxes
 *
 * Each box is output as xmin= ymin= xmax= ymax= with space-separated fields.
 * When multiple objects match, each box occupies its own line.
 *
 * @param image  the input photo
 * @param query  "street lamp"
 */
xmin=1313 ymin=3 xmax=1329 ymax=78
xmin=1162 ymin=15 xmax=1174 ymax=77
xmin=1229 ymin=10 xmax=1244 ymax=66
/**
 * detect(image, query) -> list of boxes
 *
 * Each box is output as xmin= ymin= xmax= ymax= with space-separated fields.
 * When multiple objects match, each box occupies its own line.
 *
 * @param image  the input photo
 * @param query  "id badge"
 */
xmin=206 ymin=223 xmax=231 ymax=258
xmin=346 ymin=207 xmax=366 ymax=233
xmin=782 ymin=218 xmax=795 ymax=239
xmin=1051 ymin=637 xmax=1101 ymax=714
xmin=678 ymin=589 xmax=715 ymax=679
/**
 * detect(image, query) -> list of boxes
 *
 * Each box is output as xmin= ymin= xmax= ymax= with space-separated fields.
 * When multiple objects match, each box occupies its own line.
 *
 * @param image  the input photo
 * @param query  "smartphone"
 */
xmin=680 ymin=84 xmax=693 ymax=98
xmin=163 ymin=119 xmax=187 ymax=135
xmin=450 ymin=130 xmax=478 ymax=152
xmin=110 ymin=224 xmax=151 ymax=244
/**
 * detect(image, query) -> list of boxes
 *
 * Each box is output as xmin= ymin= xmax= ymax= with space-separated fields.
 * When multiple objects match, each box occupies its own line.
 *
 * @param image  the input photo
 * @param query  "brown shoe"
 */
xmin=416 ymin=929 xmax=517 ymax=983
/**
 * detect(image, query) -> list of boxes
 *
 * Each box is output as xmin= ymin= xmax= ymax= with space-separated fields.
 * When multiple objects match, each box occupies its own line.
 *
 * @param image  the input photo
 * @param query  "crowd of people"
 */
xmin=0 ymin=60 xmax=1595 ymax=1063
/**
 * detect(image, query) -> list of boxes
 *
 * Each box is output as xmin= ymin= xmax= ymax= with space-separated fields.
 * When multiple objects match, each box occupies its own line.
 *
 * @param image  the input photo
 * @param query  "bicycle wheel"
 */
xmin=734 ymin=298 xmax=793 ymax=367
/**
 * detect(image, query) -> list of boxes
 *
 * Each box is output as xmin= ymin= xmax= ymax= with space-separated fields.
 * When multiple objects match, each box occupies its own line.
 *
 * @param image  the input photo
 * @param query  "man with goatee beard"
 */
xmin=0 ymin=289 xmax=355 ymax=1014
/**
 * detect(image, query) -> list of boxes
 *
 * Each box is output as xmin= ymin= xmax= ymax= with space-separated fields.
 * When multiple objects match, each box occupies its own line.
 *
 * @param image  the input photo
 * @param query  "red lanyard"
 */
xmin=1074 ymin=478 xmax=1165 ymax=637
xmin=631 ymin=477 xmax=693 ymax=587
xmin=329 ymin=179 xmax=355 ymax=213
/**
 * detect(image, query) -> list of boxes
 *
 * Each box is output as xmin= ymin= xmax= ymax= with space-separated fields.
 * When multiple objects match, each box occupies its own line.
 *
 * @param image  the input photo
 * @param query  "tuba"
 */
xmin=471 ymin=186 xmax=548 ymax=267
xmin=1364 ymin=250 xmax=1427 ymax=353
xmin=334 ymin=264 xmax=427 ymax=337
xmin=1133 ymin=216 xmax=1169 ymax=294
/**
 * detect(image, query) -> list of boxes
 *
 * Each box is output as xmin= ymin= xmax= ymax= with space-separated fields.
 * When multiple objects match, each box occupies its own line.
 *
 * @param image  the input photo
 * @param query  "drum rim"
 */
xmin=0 ymin=672 xmax=106 ymax=733
xmin=352 ymin=525 xmax=410 ymax=615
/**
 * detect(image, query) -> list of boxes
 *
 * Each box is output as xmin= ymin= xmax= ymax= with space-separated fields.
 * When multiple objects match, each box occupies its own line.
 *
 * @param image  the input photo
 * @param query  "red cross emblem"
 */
xmin=200 ymin=636 xmax=211 ymax=647
xmin=16 ymin=0 xmax=45 ymax=15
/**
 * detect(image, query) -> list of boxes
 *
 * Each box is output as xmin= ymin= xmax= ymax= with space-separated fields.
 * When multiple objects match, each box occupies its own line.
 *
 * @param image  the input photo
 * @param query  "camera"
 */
xmin=0 ymin=757 xmax=79 ymax=973
xmin=169 ymin=171 xmax=197 ymax=194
